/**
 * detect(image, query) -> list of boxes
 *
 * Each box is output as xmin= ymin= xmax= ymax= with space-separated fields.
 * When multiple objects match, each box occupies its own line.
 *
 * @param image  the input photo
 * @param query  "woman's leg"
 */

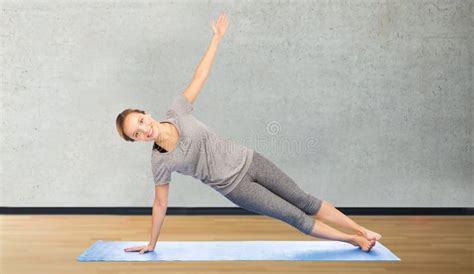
xmin=225 ymin=172 xmax=318 ymax=235
xmin=225 ymin=173 xmax=375 ymax=251
xmin=226 ymin=174 xmax=350 ymax=239
xmin=315 ymin=201 xmax=382 ymax=240
xmin=308 ymin=218 xmax=376 ymax=252
xmin=246 ymin=152 xmax=323 ymax=216
xmin=248 ymin=151 xmax=381 ymax=240
xmin=316 ymin=201 xmax=364 ymax=233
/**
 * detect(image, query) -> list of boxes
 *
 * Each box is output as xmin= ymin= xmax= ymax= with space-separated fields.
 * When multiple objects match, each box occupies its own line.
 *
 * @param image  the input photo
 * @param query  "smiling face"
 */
xmin=122 ymin=111 xmax=159 ymax=142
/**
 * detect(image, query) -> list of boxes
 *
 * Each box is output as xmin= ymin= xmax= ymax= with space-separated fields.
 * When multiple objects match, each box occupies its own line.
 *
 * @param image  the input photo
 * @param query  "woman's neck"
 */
xmin=154 ymin=122 xmax=175 ymax=150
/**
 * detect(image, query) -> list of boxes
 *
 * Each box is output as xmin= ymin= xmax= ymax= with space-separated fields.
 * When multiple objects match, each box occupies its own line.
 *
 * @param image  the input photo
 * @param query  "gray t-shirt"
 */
xmin=151 ymin=94 xmax=254 ymax=196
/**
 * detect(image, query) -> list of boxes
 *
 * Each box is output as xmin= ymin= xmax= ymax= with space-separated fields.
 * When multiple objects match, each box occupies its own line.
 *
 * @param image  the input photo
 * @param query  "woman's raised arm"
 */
xmin=183 ymin=13 xmax=228 ymax=104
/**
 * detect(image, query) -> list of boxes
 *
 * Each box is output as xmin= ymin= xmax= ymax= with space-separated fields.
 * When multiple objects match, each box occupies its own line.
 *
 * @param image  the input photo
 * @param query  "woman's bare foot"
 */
xmin=357 ymin=227 xmax=382 ymax=241
xmin=349 ymin=235 xmax=376 ymax=252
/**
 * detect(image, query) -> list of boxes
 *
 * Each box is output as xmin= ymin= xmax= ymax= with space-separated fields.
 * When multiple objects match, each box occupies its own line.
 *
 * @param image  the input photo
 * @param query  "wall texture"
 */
xmin=1 ymin=0 xmax=472 ymax=207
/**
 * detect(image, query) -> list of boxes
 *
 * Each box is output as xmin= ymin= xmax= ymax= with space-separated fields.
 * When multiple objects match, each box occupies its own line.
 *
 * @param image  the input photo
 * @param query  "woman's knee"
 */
xmin=312 ymin=199 xmax=325 ymax=215
xmin=298 ymin=216 xmax=316 ymax=235
xmin=296 ymin=190 xmax=324 ymax=215
xmin=282 ymin=211 xmax=314 ymax=235
xmin=306 ymin=218 xmax=317 ymax=235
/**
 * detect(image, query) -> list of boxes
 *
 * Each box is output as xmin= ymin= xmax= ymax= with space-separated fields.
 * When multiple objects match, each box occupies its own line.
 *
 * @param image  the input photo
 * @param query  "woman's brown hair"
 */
xmin=115 ymin=108 xmax=146 ymax=142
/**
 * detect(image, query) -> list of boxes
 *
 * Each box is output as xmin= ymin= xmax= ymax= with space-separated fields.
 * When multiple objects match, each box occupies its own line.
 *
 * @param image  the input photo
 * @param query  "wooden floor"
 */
xmin=1 ymin=215 xmax=472 ymax=274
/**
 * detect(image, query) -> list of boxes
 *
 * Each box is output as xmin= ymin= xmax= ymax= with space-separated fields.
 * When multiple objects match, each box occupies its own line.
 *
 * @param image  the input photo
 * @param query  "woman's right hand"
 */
xmin=124 ymin=244 xmax=155 ymax=254
xmin=211 ymin=12 xmax=228 ymax=39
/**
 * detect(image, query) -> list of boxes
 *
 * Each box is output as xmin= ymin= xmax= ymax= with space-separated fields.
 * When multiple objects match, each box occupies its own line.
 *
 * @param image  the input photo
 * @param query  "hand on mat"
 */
xmin=124 ymin=244 xmax=155 ymax=254
xmin=211 ymin=12 xmax=228 ymax=39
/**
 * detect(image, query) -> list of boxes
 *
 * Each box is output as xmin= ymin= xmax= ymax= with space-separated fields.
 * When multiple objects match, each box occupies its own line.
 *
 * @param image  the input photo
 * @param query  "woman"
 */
xmin=116 ymin=13 xmax=382 ymax=255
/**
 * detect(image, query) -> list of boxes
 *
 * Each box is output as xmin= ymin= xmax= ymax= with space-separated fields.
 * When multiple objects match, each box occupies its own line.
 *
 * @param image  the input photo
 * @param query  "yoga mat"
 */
xmin=77 ymin=240 xmax=400 ymax=261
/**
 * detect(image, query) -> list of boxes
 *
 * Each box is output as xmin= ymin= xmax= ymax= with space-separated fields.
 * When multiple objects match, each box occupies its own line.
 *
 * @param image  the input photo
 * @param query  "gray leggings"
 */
xmin=224 ymin=151 xmax=323 ymax=235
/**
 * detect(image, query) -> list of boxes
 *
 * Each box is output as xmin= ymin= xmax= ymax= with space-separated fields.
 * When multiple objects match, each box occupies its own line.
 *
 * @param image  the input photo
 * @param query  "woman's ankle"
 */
xmin=355 ymin=226 xmax=366 ymax=235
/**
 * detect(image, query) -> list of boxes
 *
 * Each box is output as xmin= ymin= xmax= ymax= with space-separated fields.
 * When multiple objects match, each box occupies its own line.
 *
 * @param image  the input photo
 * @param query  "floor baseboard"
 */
xmin=1 ymin=207 xmax=473 ymax=215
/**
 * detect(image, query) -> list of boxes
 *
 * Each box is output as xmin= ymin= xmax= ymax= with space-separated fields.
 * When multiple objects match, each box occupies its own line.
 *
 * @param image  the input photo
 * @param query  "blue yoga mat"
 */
xmin=77 ymin=240 xmax=400 ymax=261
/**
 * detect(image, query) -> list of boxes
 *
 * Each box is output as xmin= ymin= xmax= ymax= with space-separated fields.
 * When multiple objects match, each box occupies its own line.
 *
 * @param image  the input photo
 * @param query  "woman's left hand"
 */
xmin=211 ymin=13 xmax=228 ymax=39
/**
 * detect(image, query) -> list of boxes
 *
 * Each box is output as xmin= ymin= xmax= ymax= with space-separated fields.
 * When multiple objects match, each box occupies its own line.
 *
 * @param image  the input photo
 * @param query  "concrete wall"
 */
xmin=1 ymin=0 xmax=472 ymax=207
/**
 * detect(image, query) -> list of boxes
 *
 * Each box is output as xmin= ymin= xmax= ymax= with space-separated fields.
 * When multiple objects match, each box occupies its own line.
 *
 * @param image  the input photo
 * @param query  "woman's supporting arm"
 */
xmin=148 ymin=204 xmax=168 ymax=248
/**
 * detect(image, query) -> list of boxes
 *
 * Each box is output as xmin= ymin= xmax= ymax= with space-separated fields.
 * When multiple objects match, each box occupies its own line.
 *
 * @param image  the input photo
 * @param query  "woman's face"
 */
xmin=123 ymin=111 xmax=158 ymax=142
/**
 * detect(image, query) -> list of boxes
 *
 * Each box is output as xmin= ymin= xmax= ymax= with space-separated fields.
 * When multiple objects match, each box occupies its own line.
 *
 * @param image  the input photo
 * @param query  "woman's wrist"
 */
xmin=213 ymin=34 xmax=223 ymax=42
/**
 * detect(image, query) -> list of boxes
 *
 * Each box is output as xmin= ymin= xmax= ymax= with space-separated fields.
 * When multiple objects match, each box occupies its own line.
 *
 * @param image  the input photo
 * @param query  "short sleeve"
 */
xmin=169 ymin=94 xmax=193 ymax=116
xmin=152 ymin=159 xmax=172 ymax=185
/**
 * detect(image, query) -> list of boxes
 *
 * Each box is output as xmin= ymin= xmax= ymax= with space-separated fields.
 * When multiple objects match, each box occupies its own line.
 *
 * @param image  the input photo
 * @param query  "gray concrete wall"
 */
xmin=1 ymin=0 xmax=472 ymax=207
